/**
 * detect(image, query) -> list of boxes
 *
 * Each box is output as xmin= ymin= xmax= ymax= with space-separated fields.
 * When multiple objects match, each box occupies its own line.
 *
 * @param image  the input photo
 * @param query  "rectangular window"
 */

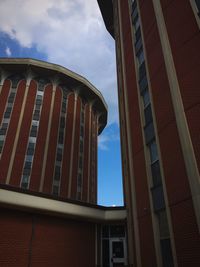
xmin=160 ymin=239 xmax=174 ymax=267
xmin=135 ymin=27 xmax=141 ymax=42
xmin=29 ymin=137 xmax=36 ymax=143
xmin=149 ymin=140 xmax=158 ymax=163
xmin=144 ymin=121 xmax=155 ymax=144
xmin=53 ymin=185 xmax=59 ymax=195
xmin=139 ymin=75 xmax=148 ymax=93
xmin=195 ymin=0 xmax=200 ymax=14
xmin=26 ymin=155 xmax=33 ymax=162
xmin=139 ymin=61 xmax=146 ymax=80
xmin=0 ymin=135 xmax=5 ymax=141
xmin=32 ymin=120 xmax=39 ymax=126
xmin=37 ymin=91 xmax=44 ymax=96
xmin=144 ymin=104 xmax=153 ymax=125
xmin=151 ymin=160 xmax=162 ymax=186
xmin=142 ymin=89 xmax=150 ymax=107
xmin=158 ymin=211 xmax=170 ymax=239
xmin=0 ymin=140 xmax=3 ymax=153
xmin=151 ymin=185 xmax=165 ymax=212
xmin=21 ymin=175 xmax=29 ymax=189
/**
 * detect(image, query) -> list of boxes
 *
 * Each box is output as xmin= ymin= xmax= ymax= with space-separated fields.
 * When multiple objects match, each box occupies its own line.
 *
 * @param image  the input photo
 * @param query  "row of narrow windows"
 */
xmin=131 ymin=1 xmax=174 ymax=266
xmin=0 ymin=76 xmax=95 ymax=199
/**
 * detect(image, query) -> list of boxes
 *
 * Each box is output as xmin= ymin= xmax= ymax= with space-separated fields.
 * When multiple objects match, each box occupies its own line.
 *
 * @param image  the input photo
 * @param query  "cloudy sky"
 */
xmin=0 ymin=0 xmax=123 ymax=206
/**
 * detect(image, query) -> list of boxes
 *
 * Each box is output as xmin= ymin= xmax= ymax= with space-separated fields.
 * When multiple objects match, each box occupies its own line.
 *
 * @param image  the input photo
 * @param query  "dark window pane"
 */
xmin=144 ymin=104 xmax=153 ymax=125
xmin=149 ymin=140 xmax=158 ymax=163
xmin=144 ymin=121 xmax=155 ymax=144
xmin=135 ymin=27 xmax=141 ymax=43
xmin=151 ymin=161 xmax=162 ymax=186
xmin=0 ymin=128 xmax=6 ymax=135
xmin=53 ymin=185 xmax=59 ymax=195
xmin=139 ymin=61 xmax=146 ymax=80
xmin=112 ymin=241 xmax=124 ymax=258
xmin=102 ymin=225 xmax=109 ymax=237
xmin=160 ymin=239 xmax=174 ymax=267
xmin=151 ymin=185 xmax=165 ymax=212
xmin=110 ymin=225 xmax=125 ymax=237
xmin=158 ymin=211 xmax=170 ymax=239
xmin=139 ymin=75 xmax=148 ymax=93
xmin=195 ymin=0 xmax=200 ymax=12
xmin=4 ymin=112 xmax=11 ymax=118
xmin=102 ymin=240 xmax=110 ymax=267
xmin=142 ymin=89 xmax=150 ymax=107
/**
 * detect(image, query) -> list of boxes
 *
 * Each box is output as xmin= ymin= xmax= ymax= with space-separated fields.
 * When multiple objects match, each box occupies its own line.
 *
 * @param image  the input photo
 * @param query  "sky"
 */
xmin=0 ymin=0 xmax=123 ymax=206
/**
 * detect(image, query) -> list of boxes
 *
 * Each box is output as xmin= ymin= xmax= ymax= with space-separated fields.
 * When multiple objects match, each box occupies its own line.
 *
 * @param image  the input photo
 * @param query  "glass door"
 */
xmin=110 ymin=238 xmax=127 ymax=267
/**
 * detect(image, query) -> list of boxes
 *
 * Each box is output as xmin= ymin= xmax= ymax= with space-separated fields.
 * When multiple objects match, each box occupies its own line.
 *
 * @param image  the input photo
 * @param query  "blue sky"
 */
xmin=0 ymin=0 xmax=123 ymax=206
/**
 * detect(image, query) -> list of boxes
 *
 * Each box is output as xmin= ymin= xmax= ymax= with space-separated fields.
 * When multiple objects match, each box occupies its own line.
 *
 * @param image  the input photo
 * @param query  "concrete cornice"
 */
xmin=0 ymin=188 xmax=126 ymax=222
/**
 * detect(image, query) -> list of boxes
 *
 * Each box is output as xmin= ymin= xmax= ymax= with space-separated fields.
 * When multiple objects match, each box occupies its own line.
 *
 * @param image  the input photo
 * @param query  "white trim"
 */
xmin=0 ymin=188 xmax=127 ymax=222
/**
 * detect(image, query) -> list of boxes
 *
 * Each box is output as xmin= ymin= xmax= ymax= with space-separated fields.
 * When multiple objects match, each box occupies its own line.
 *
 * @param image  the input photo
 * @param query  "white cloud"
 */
xmin=98 ymin=130 xmax=120 ymax=151
xmin=5 ymin=46 xmax=11 ymax=57
xmin=0 ymin=0 xmax=118 ymax=125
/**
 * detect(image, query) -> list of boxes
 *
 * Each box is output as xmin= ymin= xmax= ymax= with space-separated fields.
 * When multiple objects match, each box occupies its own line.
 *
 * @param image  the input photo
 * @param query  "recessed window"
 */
xmin=142 ymin=89 xmax=150 ymax=107
xmin=195 ymin=0 xmax=200 ymax=14
xmin=144 ymin=104 xmax=153 ymax=125
xmin=21 ymin=175 xmax=29 ymax=189
xmin=37 ymin=91 xmax=44 ymax=96
xmin=26 ymin=155 xmax=33 ymax=162
xmin=149 ymin=140 xmax=158 ymax=163
xmin=29 ymin=137 xmax=36 ymax=143
xmin=151 ymin=160 xmax=162 ymax=186
xmin=137 ymin=49 xmax=144 ymax=66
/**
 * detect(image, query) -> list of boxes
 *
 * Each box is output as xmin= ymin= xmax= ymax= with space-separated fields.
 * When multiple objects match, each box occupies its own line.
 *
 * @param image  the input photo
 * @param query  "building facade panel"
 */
xmin=31 ymin=215 xmax=95 ymax=267
xmin=29 ymin=84 xmax=53 ymax=191
xmin=0 ymin=209 xmax=32 ymax=267
xmin=70 ymin=96 xmax=81 ymax=199
xmin=170 ymin=198 xmax=200 ymax=266
xmin=82 ymin=103 xmax=90 ymax=202
xmin=9 ymin=80 xmax=37 ymax=186
xmin=160 ymin=0 xmax=200 ymax=176
xmin=60 ymin=93 xmax=75 ymax=198
xmin=0 ymin=80 xmax=11 ymax=126
xmin=0 ymin=79 xmax=26 ymax=184
xmin=43 ymin=87 xmax=62 ymax=194
xmin=119 ymin=1 xmax=157 ymax=265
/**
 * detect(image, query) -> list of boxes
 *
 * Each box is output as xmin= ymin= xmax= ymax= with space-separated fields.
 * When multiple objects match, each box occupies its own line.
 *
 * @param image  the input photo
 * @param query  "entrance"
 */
xmin=101 ymin=224 xmax=127 ymax=267
xmin=110 ymin=238 xmax=127 ymax=267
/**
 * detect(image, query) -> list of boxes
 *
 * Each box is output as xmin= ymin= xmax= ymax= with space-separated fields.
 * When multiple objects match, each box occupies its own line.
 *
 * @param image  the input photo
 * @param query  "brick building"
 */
xmin=0 ymin=58 xmax=127 ymax=267
xmin=98 ymin=0 xmax=200 ymax=266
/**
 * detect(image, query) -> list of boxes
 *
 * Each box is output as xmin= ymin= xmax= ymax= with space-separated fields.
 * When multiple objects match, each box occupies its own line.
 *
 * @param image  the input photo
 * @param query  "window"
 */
xmin=160 ymin=239 xmax=174 ymax=267
xmin=21 ymin=175 xmax=29 ymax=189
xmin=149 ymin=140 xmax=158 ymax=163
xmin=144 ymin=121 xmax=155 ymax=144
xmin=26 ymin=155 xmax=33 ymax=162
xmin=135 ymin=27 xmax=141 ymax=43
xmin=0 ymin=140 xmax=3 ymax=153
xmin=29 ymin=137 xmax=36 ymax=143
xmin=144 ymin=104 xmax=153 ymax=125
xmin=53 ymin=185 xmax=59 ymax=195
xmin=158 ymin=211 xmax=170 ymax=239
xmin=142 ymin=89 xmax=150 ymax=107
xmin=139 ymin=62 xmax=146 ymax=80
xmin=37 ymin=91 xmax=44 ymax=96
xmin=32 ymin=120 xmax=39 ymax=126
xmin=137 ymin=49 xmax=145 ymax=65
xmin=151 ymin=160 xmax=162 ymax=186
xmin=195 ymin=0 xmax=200 ymax=14
xmin=0 ymin=135 xmax=5 ymax=141
xmin=151 ymin=185 xmax=165 ymax=212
